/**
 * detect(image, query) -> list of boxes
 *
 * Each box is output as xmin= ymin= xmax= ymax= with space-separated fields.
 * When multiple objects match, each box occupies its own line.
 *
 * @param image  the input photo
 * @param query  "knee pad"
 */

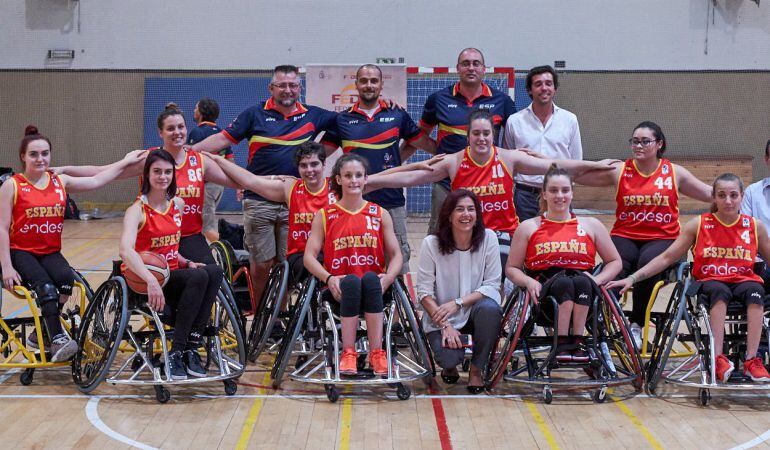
xmin=33 ymin=283 xmax=60 ymax=317
xmin=360 ymin=273 xmax=383 ymax=314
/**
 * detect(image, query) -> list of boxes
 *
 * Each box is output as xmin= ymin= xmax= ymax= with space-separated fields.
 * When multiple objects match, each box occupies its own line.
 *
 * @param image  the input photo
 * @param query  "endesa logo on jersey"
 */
xmin=331 ymin=253 xmax=381 ymax=271
xmin=19 ymin=221 xmax=63 ymax=234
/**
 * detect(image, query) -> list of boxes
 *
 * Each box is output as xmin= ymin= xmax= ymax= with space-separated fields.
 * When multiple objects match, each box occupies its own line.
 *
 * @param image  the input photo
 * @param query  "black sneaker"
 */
xmin=184 ymin=350 xmax=207 ymax=378
xmin=167 ymin=351 xmax=188 ymax=381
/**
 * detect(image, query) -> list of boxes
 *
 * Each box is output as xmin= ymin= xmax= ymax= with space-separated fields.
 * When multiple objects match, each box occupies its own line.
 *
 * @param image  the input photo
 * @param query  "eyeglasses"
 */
xmin=628 ymin=138 xmax=659 ymax=147
xmin=271 ymin=82 xmax=301 ymax=90
xmin=459 ymin=60 xmax=484 ymax=68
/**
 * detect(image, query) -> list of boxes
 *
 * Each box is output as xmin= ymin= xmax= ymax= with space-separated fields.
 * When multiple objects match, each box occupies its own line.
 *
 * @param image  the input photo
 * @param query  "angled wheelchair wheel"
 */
xmin=210 ymin=240 xmax=237 ymax=283
xmin=247 ymin=261 xmax=290 ymax=361
xmin=600 ymin=287 xmax=644 ymax=391
xmin=71 ymin=277 xmax=129 ymax=393
xmin=485 ymin=289 xmax=530 ymax=389
xmin=206 ymin=289 xmax=247 ymax=375
xmin=392 ymin=279 xmax=435 ymax=380
xmin=647 ymin=280 xmax=689 ymax=392
xmin=272 ymin=277 xmax=316 ymax=388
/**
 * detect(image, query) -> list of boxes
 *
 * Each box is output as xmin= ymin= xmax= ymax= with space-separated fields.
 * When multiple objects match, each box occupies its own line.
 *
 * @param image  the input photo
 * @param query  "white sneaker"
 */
xmin=50 ymin=334 xmax=78 ymax=362
xmin=629 ymin=323 xmax=643 ymax=350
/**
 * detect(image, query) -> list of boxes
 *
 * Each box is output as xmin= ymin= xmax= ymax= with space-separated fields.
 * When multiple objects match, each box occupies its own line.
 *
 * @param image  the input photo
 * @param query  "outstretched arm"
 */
xmin=190 ymin=132 xmax=234 ymax=154
xmin=61 ymin=151 xmax=145 ymax=193
xmin=366 ymin=157 xmax=451 ymax=191
xmin=202 ymin=153 xmax=289 ymax=203
xmin=676 ymin=165 xmax=712 ymax=203
xmin=54 ymin=149 xmax=146 ymax=179
xmin=572 ymin=162 xmax=622 ymax=187
xmin=508 ymin=150 xmax=617 ymax=178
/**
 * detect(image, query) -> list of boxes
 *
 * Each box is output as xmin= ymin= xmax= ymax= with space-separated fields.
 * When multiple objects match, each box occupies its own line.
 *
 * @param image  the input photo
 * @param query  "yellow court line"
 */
xmin=524 ymin=400 xmax=560 ymax=450
xmin=613 ymin=398 xmax=664 ymax=450
xmin=235 ymin=369 xmax=272 ymax=449
xmin=338 ymin=398 xmax=353 ymax=450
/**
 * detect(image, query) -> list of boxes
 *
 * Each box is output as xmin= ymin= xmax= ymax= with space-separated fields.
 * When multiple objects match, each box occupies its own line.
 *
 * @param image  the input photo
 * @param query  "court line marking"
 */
xmin=338 ymin=398 xmax=353 ymax=450
xmin=612 ymin=397 xmax=663 ymax=450
xmin=427 ymin=385 xmax=453 ymax=450
xmin=234 ymin=366 xmax=272 ymax=449
xmin=85 ymin=397 xmax=158 ymax=450
xmin=728 ymin=429 xmax=770 ymax=450
xmin=0 ymin=368 xmax=21 ymax=384
xmin=524 ymin=400 xmax=560 ymax=449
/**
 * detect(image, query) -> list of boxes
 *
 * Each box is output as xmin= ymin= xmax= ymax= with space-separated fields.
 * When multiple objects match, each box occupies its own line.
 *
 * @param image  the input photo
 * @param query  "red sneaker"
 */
xmin=339 ymin=348 xmax=358 ymax=375
xmin=369 ymin=348 xmax=390 ymax=376
xmin=744 ymin=357 xmax=770 ymax=382
xmin=715 ymin=354 xmax=734 ymax=382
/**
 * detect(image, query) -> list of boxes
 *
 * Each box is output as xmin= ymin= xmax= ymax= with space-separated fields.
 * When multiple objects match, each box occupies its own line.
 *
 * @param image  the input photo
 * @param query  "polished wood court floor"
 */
xmin=2 ymin=216 xmax=770 ymax=449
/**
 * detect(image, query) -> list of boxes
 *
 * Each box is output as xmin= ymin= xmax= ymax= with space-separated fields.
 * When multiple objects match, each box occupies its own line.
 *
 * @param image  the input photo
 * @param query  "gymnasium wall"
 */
xmin=1 ymin=70 xmax=768 ymax=211
xmin=1 ymin=0 xmax=770 ymax=70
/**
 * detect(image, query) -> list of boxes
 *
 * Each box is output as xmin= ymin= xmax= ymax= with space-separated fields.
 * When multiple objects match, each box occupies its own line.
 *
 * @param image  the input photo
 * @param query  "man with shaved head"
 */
xmin=322 ymin=64 xmax=436 ymax=272
xmin=420 ymin=48 xmax=516 ymax=232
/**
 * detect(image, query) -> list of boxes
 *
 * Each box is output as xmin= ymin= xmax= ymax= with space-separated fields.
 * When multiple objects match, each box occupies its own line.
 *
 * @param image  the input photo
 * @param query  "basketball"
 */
xmin=122 ymin=251 xmax=170 ymax=294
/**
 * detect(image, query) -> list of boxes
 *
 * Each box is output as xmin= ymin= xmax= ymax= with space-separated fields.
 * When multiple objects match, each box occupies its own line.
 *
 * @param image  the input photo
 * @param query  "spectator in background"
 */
xmin=187 ymin=97 xmax=233 ymax=242
xmin=503 ymin=65 xmax=583 ymax=222
xmin=741 ymin=139 xmax=770 ymax=283
xmin=420 ymin=48 xmax=516 ymax=232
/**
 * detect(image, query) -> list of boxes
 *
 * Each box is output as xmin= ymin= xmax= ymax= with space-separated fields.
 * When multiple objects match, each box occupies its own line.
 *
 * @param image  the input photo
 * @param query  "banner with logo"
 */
xmin=305 ymin=64 xmax=407 ymax=112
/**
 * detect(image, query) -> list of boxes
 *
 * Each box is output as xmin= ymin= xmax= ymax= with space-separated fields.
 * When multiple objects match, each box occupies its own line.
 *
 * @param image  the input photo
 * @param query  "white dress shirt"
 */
xmin=416 ymin=229 xmax=502 ymax=333
xmin=741 ymin=177 xmax=770 ymax=239
xmin=502 ymin=102 xmax=583 ymax=187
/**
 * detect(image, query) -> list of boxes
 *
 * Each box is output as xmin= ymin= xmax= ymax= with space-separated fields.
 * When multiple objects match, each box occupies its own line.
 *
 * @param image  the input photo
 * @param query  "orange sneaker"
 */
xmin=715 ymin=354 xmax=734 ymax=382
xmin=369 ymin=348 xmax=390 ymax=376
xmin=339 ymin=348 xmax=358 ymax=375
xmin=744 ymin=357 xmax=770 ymax=382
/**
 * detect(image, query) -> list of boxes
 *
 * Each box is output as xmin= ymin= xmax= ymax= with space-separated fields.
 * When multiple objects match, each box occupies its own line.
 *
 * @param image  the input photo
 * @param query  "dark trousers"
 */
xmin=514 ymin=186 xmax=540 ymax=222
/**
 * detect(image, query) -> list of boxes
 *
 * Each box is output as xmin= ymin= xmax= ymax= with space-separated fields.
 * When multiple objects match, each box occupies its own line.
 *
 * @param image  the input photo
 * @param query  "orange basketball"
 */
xmin=122 ymin=251 xmax=170 ymax=294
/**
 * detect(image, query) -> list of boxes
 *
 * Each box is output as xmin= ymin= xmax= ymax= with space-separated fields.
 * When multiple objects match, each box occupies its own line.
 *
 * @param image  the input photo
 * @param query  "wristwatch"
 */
xmin=454 ymin=298 xmax=464 ymax=308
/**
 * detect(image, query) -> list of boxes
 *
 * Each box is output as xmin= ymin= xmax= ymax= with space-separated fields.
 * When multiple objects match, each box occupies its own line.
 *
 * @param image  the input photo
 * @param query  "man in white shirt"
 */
xmin=503 ymin=65 xmax=583 ymax=221
xmin=741 ymin=140 xmax=770 ymax=282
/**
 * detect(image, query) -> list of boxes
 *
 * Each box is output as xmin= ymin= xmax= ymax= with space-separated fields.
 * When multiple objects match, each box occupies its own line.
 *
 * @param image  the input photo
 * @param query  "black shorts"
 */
xmin=10 ymin=249 xmax=74 ymax=295
xmin=699 ymin=280 xmax=765 ymax=308
xmin=179 ymin=233 xmax=216 ymax=265
xmin=534 ymin=270 xmax=593 ymax=306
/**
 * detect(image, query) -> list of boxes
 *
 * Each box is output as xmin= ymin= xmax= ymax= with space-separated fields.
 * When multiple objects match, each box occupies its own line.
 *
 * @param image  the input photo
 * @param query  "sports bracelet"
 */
xmin=325 ymin=274 xmax=333 ymax=284
xmin=629 ymin=273 xmax=638 ymax=284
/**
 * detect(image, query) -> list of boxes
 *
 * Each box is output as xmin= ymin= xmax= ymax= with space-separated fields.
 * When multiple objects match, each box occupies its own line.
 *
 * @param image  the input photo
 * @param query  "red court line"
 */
xmin=429 ymin=386 xmax=453 ymax=450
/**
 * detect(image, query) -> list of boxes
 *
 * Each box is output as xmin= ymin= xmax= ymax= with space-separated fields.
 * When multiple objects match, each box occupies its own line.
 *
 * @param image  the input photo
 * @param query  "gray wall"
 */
xmin=2 ymin=0 xmax=770 ymax=70
xmin=2 ymin=69 xmax=768 ymax=210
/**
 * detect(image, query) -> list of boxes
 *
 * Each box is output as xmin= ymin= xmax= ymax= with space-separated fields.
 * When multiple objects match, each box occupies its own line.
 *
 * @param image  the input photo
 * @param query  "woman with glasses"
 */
xmin=575 ymin=121 xmax=711 ymax=346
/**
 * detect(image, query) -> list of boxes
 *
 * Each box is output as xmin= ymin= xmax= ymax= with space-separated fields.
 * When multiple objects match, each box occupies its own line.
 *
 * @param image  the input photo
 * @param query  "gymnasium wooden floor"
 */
xmin=2 ymin=216 xmax=770 ymax=450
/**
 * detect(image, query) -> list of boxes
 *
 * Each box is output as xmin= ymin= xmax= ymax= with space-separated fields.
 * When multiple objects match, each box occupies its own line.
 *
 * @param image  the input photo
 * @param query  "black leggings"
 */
xmin=11 ymin=250 xmax=74 ymax=337
xmin=611 ymin=236 xmax=675 ymax=325
xmin=535 ymin=270 xmax=593 ymax=306
xmin=173 ymin=232 xmax=223 ymax=351
xmin=323 ymin=272 xmax=384 ymax=317
xmin=163 ymin=267 xmax=220 ymax=352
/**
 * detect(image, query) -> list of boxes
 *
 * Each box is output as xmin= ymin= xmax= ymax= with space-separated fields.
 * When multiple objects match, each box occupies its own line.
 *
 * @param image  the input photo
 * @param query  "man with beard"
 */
xmin=503 ymin=65 xmax=583 ymax=221
xmin=192 ymin=65 xmax=337 ymax=304
xmin=420 ymin=48 xmax=516 ymax=233
xmin=322 ymin=64 xmax=436 ymax=272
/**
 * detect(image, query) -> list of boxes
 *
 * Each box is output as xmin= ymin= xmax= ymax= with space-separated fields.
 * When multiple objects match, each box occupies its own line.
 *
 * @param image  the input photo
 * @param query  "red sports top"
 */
xmin=321 ymin=201 xmax=385 ymax=277
xmin=691 ymin=213 xmax=762 ymax=283
xmin=612 ymin=158 xmax=679 ymax=240
xmin=525 ymin=215 xmax=597 ymax=272
xmin=451 ymin=146 xmax=518 ymax=234
xmin=133 ymin=197 xmax=183 ymax=270
xmin=174 ymin=149 xmax=206 ymax=237
xmin=287 ymin=178 xmax=336 ymax=256
xmin=10 ymin=173 xmax=66 ymax=255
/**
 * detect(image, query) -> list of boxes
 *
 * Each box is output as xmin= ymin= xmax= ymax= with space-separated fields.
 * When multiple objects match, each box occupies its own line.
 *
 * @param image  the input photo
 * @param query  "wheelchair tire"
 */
xmin=206 ymin=288 xmax=247 ymax=375
xmin=393 ymin=279 xmax=435 ymax=380
xmin=72 ymin=277 xmax=129 ymax=393
xmin=646 ymin=280 xmax=688 ymax=392
xmin=247 ymin=261 xmax=290 ymax=361
xmin=600 ymin=287 xmax=645 ymax=391
xmin=272 ymin=277 xmax=316 ymax=388
xmin=210 ymin=240 xmax=237 ymax=283
xmin=485 ymin=290 xmax=530 ymax=389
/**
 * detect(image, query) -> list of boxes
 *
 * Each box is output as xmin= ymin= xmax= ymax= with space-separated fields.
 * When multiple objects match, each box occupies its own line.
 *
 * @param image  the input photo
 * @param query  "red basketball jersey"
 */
xmin=10 ymin=173 xmax=66 ymax=255
xmin=525 ymin=215 xmax=597 ymax=271
xmin=691 ymin=213 xmax=762 ymax=283
xmin=174 ymin=149 xmax=206 ymax=237
xmin=133 ymin=197 xmax=182 ymax=270
xmin=451 ymin=146 xmax=518 ymax=234
xmin=287 ymin=179 xmax=336 ymax=256
xmin=322 ymin=202 xmax=386 ymax=277
xmin=612 ymin=158 xmax=679 ymax=240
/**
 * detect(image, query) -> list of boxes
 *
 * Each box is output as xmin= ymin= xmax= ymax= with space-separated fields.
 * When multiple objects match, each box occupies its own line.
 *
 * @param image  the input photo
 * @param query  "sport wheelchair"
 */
xmin=270 ymin=276 xmax=435 ymax=402
xmin=0 ymin=269 xmax=92 ymax=385
xmin=485 ymin=271 xmax=644 ymax=403
xmin=646 ymin=262 xmax=770 ymax=406
xmin=71 ymin=261 xmax=246 ymax=403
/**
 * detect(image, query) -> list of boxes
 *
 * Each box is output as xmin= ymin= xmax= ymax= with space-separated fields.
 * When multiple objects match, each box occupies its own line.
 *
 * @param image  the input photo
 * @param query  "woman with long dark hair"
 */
xmin=416 ymin=189 xmax=503 ymax=393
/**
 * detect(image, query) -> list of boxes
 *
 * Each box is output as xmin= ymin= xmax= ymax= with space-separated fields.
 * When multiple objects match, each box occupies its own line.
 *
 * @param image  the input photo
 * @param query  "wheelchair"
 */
xmin=71 ymin=261 xmax=246 ymax=403
xmin=646 ymin=262 xmax=770 ymax=406
xmin=0 ymin=269 xmax=92 ymax=385
xmin=271 ymin=276 xmax=435 ymax=402
xmin=485 ymin=271 xmax=644 ymax=404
